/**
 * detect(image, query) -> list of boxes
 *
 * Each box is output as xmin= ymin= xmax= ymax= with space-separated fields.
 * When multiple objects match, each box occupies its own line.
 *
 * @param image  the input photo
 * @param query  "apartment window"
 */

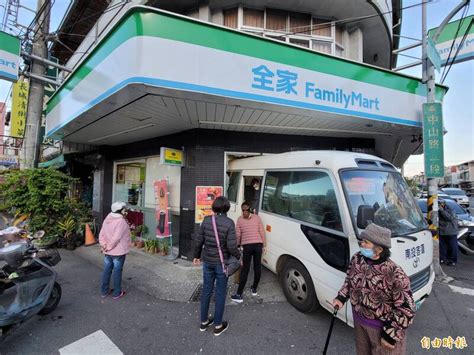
xmin=312 ymin=40 xmax=331 ymax=54
xmin=290 ymin=38 xmax=310 ymax=48
xmin=312 ymin=18 xmax=331 ymax=37
xmin=289 ymin=12 xmax=311 ymax=35
xmin=266 ymin=34 xmax=286 ymax=42
xmin=335 ymin=26 xmax=343 ymax=45
xmin=266 ymin=9 xmax=287 ymax=31
xmin=223 ymin=8 xmax=238 ymax=28
xmin=243 ymin=8 xmax=264 ymax=28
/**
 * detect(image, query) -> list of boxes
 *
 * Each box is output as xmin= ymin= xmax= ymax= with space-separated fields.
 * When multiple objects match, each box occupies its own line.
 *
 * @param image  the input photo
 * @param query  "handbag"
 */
xmin=211 ymin=214 xmax=241 ymax=277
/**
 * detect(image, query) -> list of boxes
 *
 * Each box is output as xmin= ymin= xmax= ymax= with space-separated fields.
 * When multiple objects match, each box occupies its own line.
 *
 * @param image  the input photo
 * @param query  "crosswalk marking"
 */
xmin=59 ymin=329 xmax=123 ymax=355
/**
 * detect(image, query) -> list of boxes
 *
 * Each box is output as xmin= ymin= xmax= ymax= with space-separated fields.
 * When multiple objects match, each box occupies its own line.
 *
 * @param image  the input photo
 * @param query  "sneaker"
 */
xmin=113 ymin=291 xmax=126 ymax=300
xmin=440 ymin=260 xmax=446 ymax=264
xmin=214 ymin=321 xmax=229 ymax=336
xmin=200 ymin=317 xmax=214 ymax=332
xmin=230 ymin=294 xmax=243 ymax=303
xmin=101 ymin=289 xmax=113 ymax=298
xmin=251 ymin=287 xmax=258 ymax=296
xmin=448 ymin=261 xmax=456 ymax=266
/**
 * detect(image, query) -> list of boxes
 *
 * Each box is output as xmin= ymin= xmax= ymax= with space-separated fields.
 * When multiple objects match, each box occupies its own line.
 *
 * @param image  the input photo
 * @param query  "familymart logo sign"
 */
xmin=0 ymin=31 xmax=20 ymax=82
xmin=251 ymin=64 xmax=381 ymax=112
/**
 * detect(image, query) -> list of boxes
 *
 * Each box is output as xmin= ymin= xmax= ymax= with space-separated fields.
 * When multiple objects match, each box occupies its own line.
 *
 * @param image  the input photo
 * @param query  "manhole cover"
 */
xmin=189 ymin=283 xmax=231 ymax=302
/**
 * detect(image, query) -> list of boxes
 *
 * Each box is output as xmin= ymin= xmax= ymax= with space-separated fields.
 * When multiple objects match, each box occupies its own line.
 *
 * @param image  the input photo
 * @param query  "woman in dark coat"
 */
xmin=439 ymin=200 xmax=459 ymax=266
xmin=193 ymin=196 xmax=241 ymax=336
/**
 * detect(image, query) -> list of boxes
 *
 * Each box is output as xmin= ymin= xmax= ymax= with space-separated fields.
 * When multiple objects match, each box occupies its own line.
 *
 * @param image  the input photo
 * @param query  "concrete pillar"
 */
xmin=346 ymin=28 xmax=363 ymax=62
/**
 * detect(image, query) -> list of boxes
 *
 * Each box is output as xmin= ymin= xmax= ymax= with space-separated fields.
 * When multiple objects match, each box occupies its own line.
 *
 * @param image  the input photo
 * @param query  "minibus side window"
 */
xmin=227 ymin=171 xmax=241 ymax=203
xmin=262 ymin=170 xmax=342 ymax=232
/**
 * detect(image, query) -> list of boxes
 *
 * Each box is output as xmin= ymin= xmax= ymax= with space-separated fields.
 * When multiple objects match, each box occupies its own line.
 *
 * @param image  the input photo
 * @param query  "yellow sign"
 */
xmin=160 ymin=147 xmax=183 ymax=166
xmin=10 ymin=77 xmax=29 ymax=138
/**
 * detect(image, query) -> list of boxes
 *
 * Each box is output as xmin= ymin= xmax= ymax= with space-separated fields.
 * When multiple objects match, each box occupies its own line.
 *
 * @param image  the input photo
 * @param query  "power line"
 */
xmin=441 ymin=15 xmax=473 ymax=83
xmin=271 ymin=0 xmax=434 ymax=40
xmin=439 ymin=3 xmax=469 ymax=82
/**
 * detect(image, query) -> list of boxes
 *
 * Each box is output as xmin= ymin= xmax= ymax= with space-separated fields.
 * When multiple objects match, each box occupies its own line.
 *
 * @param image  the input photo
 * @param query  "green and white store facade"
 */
xmin=46 ymin=6 xmax=447 ymax=257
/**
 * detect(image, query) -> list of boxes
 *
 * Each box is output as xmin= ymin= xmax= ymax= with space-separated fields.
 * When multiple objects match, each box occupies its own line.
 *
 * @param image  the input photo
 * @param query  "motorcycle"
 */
xmin=0 ymin=227 xmax=62 ymax=337
xmin=457 ymin=226 xmax=474 ymax=255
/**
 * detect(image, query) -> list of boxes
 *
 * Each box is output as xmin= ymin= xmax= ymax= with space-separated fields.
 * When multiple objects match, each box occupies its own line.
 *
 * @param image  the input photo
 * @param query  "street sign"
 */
xmin=428 ymin=15 xmax=474 ymax=66
xmin=0 ymin=31 xmax=20 ymax=82
xmin=423 ymin=103 xmax=444 ymax=178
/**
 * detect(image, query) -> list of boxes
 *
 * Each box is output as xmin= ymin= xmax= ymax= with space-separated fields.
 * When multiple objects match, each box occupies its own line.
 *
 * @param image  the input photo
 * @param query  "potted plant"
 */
xmin=159 ymin=239 xmax=168 ymax=256
xmin=58 ymin=215 xmax=77 ymax=250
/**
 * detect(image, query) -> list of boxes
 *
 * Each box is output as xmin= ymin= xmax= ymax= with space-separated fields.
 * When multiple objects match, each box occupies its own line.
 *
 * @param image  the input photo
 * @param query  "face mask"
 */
xmin=254 ymin=184 xmax=260 ymax=190
xmin=360 ymin=247 xmax=374 ymax=258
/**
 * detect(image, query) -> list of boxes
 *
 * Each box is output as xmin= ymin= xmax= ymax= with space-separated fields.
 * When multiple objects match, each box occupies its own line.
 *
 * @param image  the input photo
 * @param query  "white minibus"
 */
xmin=226 ymin=150 xmax=434 ymax=325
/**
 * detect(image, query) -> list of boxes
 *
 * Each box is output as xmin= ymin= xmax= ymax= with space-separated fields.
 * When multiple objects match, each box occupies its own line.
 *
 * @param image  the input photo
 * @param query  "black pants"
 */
xmin=440 ymin=234 xmax=458 ymax=263
xmin=237 ymin=243 xmax=263 ymax=295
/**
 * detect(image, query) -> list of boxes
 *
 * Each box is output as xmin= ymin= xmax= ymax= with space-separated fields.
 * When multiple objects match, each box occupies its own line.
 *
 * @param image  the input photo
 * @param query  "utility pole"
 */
xmin=22 ymin=0 xmax=51 ymax=169
xmin=422 ymin=0 xmax=469 ymax=282
xmin=422 ymin=1 xmax=446 ymax=281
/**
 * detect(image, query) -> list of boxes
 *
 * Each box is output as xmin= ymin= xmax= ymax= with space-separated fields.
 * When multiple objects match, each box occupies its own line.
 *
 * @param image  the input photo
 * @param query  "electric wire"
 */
xmin=439 ymin=4 xmax=469 ymax=82
xmin=441 ymin=16 xmax=473 ymax=83
xmin=270 ymin=0 xmax=435 ymax=39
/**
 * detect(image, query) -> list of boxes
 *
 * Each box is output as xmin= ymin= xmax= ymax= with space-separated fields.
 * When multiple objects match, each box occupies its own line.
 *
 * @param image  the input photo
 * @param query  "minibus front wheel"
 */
xmin=280 ymin=258 xmax=319 ymax=313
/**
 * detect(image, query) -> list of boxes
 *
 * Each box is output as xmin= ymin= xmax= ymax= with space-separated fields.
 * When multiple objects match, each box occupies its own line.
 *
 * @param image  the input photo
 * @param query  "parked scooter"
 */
xmin=0 ymin=227 xmax=61 ymax=338
xmin=457 ymin=227 xmax=474 ymax=255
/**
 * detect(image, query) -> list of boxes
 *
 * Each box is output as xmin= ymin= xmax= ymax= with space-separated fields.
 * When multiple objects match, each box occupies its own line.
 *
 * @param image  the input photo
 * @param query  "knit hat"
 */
xmin=360 ymin=223 xmax=392 ymax=248
xmin=111 ymin=201 xmax=126 ymax=213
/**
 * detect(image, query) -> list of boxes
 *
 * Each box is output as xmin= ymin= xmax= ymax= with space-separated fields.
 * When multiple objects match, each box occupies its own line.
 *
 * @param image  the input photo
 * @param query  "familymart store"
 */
xmin=46 ymin=6 xmax=447 ymax=258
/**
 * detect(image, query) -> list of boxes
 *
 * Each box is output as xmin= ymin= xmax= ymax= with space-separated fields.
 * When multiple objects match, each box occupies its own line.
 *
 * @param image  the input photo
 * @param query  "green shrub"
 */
xmin=0 ymin=168 xmax=91 ymax=238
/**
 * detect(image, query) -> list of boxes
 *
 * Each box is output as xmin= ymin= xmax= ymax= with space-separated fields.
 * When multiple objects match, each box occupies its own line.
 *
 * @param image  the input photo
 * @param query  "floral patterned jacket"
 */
xmin=336 ymin=252 xmax=416 ymax=345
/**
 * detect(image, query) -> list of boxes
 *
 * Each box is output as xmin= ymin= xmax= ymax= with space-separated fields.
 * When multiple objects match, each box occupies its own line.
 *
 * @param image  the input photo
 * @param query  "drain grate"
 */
xmin=189 ymin=283 xmax=232 ymax=302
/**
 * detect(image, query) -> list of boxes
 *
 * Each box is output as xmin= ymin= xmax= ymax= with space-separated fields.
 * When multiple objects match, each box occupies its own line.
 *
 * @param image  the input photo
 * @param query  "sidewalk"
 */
xmin=73 ymin=244 xmax=285 ymax=305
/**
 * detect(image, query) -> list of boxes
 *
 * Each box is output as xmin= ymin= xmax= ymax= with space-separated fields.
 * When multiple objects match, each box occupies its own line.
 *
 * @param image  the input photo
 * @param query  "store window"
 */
xmin=243 ymin=8 xmax=264 ymax=28
xmin=223 ymin=8 xmax=238 ymax=28
xmin=262 ymin=170 xmax=342 ymax=231
xmin=115 ymin=161 xmax=145 ymax=207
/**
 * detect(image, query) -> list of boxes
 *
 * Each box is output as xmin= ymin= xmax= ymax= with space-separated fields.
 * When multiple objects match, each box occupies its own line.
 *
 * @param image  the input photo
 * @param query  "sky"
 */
xmin=0 ymin=0 xmax=472 ymax=177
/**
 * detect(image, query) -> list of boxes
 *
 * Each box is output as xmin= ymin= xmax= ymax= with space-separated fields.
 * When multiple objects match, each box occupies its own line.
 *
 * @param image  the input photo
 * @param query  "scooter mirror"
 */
xmin=32 ymin=230 xmax=45 ymax=239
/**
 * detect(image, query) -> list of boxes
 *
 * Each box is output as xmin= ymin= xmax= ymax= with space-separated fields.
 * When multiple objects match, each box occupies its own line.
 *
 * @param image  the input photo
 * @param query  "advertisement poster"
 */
xmin=195 ymin=186 xmax=223 ymax=224
xmin=154 ymin=180 xmax=170 ymax=237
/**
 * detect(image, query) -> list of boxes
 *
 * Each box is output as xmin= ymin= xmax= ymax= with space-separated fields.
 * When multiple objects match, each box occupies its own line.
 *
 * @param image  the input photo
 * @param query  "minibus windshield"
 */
xmin=341 ymin=170 xmax=427 ymax=236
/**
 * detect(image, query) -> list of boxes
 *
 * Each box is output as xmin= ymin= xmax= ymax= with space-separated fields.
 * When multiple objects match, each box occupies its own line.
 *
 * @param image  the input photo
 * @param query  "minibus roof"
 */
xmin=228 ymin=150 xmax=396 ymax=172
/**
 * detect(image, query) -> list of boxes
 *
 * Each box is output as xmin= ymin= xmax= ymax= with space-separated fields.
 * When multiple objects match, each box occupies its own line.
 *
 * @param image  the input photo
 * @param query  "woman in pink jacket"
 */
xmin=99 ymin=201 xmax=131 ymax=299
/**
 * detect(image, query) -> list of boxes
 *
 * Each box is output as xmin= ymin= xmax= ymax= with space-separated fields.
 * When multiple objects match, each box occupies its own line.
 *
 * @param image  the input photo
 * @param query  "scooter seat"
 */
xmin=0 ymin=241 xmax=28 ymax=268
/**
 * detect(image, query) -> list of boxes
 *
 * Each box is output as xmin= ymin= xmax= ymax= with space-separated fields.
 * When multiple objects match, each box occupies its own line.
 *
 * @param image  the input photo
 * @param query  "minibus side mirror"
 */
xmin=357 ymin=205 xmax=375 ymax=229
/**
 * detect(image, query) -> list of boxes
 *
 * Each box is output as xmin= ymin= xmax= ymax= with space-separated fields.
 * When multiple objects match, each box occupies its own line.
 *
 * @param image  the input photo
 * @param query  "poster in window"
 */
xmin=154 ymin=180 xmax=170 ymax=237
xmin=195 ymin=186 xmax=223 ymax=224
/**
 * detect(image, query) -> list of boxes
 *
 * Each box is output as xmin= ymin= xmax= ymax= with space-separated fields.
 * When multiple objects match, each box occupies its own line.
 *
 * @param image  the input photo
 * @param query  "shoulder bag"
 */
xmin=211 ymin=214 xmax=241 ymax=277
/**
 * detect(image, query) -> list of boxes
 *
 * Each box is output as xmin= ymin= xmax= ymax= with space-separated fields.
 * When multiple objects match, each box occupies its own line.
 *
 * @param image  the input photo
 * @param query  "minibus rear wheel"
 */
xmin=280 ymin=259 xmax=319 ymax=313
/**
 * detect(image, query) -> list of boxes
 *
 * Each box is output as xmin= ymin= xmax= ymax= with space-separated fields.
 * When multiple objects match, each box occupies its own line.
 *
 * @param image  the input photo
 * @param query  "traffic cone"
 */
xmin=84 ymin=223 xmax=97 ymax=246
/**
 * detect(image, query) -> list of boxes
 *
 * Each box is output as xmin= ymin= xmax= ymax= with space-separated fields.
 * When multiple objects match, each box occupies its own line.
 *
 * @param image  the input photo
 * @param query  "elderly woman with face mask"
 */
xmin=332 ymin=223 xmax=415 ymax=355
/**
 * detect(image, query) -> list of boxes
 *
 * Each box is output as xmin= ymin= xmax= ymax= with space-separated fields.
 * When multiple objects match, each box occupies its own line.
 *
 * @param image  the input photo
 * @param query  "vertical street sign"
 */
xmin=423 ymin=103 xmax=444 ymax=178
xmin=11 ymin=77 xmax=29 ymax=138
xmin=0 ymin=31 xmax=20 ymax=82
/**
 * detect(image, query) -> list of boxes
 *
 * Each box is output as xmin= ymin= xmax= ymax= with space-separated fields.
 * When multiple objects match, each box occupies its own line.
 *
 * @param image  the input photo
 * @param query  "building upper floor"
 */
xmin=51 ymin=0 xmax=401 ymax=81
